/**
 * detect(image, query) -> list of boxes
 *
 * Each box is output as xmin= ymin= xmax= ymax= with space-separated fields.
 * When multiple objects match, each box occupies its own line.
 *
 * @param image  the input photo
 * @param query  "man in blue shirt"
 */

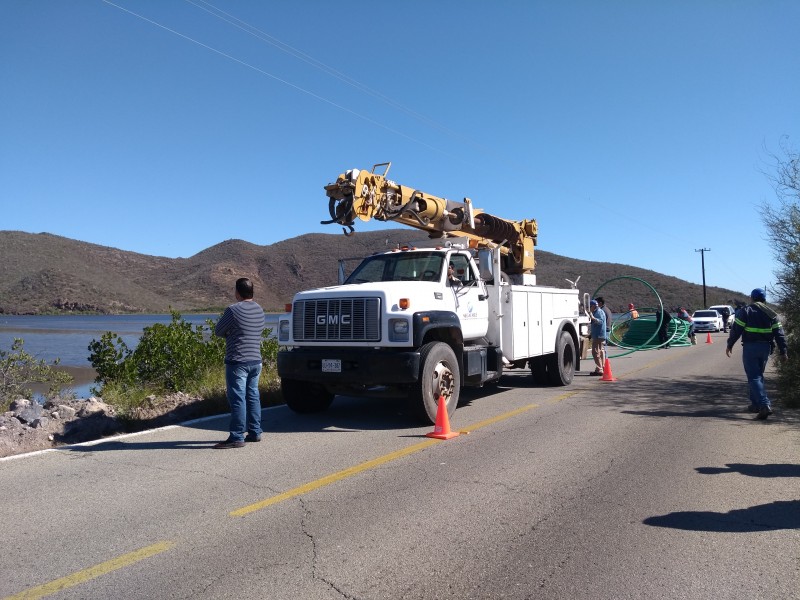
xmin=726 ymin=288 xmax=788 ymax=420
xmin=213 ymin=278 xmax=266 ymax=448
xmin=588 ymin=299 xmax=607 ymax=375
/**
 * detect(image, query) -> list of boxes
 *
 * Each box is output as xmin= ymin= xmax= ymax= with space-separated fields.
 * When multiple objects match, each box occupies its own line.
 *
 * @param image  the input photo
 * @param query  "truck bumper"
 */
xmin=278 ymin=348 xmax=421 ymax=385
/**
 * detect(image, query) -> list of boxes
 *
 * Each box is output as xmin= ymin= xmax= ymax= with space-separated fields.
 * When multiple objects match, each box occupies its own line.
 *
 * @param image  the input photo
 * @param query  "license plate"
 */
xmin=322 ymin=359 xmax=341 ymax=373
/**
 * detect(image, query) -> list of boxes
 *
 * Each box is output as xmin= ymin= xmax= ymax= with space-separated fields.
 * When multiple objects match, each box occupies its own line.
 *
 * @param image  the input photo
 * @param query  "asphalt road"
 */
xmin=2 ymin=331 xmax=798 ymax=600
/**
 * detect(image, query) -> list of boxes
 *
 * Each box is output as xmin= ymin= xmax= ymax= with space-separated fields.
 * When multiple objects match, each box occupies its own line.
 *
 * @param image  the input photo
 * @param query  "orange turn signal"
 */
xmin=399 ymin=298 xmax=410 ymax=310
xmin=284 ymin=303 xmax=292 ymax=313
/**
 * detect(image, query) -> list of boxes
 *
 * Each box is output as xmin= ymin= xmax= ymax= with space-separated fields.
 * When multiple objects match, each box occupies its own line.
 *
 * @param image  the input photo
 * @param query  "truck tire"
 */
xmin=411 ymin=341 xmax=460 ymax=424
xmin=546 ymin=331 xmax=576 ymax=386
xmin=281 ymin=378 xmax=334 ymax=414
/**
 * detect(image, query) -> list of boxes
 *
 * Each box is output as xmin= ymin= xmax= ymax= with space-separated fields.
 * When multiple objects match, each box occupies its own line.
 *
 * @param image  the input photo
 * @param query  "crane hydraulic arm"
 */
xmin=321 ymin=162 xmax=538 ymax=274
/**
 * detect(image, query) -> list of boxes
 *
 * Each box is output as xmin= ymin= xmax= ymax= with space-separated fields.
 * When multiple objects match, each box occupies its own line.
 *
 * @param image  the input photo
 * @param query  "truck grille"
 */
xmin=293 ymin=298 xmax=381 ymax=342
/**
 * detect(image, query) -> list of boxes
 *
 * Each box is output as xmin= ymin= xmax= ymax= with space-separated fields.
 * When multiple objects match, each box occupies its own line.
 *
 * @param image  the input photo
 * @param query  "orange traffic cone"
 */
xmin=706 ymin=332 xmax=713 ymax=344
xmin=600 ymin=357 xmax=617 ymax=382
xmin=426 ymin=396 xmax=460 ymax=440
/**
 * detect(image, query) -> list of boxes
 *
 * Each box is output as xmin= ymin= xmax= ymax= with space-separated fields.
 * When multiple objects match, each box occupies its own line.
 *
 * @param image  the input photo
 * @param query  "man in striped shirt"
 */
xmin=213 ymin=278 xmax=266 ymax=448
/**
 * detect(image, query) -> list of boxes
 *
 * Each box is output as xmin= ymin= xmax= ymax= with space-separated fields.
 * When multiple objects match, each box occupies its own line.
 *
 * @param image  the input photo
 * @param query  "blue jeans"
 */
xmin=742 ymin=342 xmax=771 ymax=409
xmin=226 ymin=361 xmax=263 ymax=442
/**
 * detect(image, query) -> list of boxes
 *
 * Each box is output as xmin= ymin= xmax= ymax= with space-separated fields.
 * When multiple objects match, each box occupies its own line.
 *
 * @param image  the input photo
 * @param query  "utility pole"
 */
xmin=695 ymin=248 xmax=711 ymax=307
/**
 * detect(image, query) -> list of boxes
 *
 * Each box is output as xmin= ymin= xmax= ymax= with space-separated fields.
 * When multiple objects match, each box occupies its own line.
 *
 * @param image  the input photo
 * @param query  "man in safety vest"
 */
xmin=725 ymin=288 xmax=788 ymax=420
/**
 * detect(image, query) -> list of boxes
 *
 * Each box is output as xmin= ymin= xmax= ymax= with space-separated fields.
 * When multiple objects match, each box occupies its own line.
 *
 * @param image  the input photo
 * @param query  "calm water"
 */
xmin=0 ymin=314 xmax=222 ymax=367
xmin=0 ymin=313 xmax=278 ymax=398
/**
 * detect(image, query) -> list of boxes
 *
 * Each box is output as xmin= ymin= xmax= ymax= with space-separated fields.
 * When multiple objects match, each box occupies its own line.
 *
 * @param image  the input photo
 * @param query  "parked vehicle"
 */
xmin=708 ymin=304 xmax=735 ymax=329
xmin=692 ymin=309 xmax=723 ymax=333
xmin=277 ymin=163 xmax=590 ymax=424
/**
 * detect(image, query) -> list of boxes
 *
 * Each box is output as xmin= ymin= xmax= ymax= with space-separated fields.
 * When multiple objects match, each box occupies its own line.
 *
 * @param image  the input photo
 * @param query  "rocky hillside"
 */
xmin=0 ymin=230 xmax=747 ymax=314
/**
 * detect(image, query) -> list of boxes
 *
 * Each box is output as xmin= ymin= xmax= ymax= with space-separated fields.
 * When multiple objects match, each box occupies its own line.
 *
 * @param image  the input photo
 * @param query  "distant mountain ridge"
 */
xmin=0 ymin=230 xmax=747 ymax=315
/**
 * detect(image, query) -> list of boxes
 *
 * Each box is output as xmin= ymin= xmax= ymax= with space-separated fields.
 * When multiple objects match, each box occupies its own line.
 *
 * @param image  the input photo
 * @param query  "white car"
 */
xmin=692 ymin=309 xmax=723 ymax=333
xmin=708 ymin=304 xmax=735 ymax=329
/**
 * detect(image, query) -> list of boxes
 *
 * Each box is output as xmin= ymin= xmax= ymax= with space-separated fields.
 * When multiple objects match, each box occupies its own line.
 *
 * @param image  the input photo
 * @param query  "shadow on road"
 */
xmin=60 ymin=439 xmax=223 ymax=452
xmin=696 ymin=463 xmax=800 ymax=478
xmin=575 ymin=374 xmax=800 ymax=426
xmin=643 ymin=500 xmax=800 ymax=531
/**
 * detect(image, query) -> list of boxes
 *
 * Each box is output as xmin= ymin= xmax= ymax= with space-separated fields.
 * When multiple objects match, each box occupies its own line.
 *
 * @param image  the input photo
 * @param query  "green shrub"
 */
xmin=89 ymin=311 xmax=222 ymax=393
xmin=87 ymin=332 xmax=134 ymax=389
xmin=88 ymin=311 xmax=281 ymax=411
xmin=0 ymin=338 xmax=74 ymax=411
xmin=761 ymin=138 xmax=800 ymax=408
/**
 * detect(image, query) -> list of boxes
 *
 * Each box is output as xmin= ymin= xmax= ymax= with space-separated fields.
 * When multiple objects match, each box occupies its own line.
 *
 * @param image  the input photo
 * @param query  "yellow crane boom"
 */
xmin=322 ymin=162 xmax=538 ymax=274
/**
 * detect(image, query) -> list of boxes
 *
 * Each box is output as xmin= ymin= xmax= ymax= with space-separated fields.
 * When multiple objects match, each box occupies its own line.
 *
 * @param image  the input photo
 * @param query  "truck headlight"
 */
xmin=278 ymin=320 xmax=290 ymax=342
xmin=389 ymin=318 xmax=409 ymax=342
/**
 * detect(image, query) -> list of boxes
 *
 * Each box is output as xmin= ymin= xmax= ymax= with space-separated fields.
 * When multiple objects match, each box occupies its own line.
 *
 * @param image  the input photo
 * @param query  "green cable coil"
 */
xmin=592 ymin=276 xmax=694 ymax=359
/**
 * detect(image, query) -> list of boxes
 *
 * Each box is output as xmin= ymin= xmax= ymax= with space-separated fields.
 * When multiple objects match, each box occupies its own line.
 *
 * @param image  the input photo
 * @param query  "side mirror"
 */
xmin=478 ymin=249 xmax=494 ymax=280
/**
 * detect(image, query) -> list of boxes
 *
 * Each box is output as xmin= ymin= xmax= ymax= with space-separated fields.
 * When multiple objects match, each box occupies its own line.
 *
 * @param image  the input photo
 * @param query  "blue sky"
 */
xmin=2 ymin=1 xmax=798 ymax=298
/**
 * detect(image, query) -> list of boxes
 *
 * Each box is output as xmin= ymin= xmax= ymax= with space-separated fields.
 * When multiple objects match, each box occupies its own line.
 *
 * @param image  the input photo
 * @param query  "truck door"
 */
xmin=447 ymin=254 xmax=489 ymax=339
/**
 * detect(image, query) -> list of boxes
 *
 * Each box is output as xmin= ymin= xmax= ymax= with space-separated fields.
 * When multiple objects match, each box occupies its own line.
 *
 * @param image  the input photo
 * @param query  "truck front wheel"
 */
xmin=546 ymin=331 xmax=576 ymax=386
xmin=281 ymin=378 xmax=334 ymax=413
xmin=411 ymin=341 xmax=460 ymax=424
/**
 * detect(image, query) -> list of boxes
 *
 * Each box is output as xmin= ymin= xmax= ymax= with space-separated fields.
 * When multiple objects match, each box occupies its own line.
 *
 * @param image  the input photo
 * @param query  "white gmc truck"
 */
xmin=277 ymin=163 xmax=590 ymax=423
xmin=277 ymin=239 xmax=589 ymax=423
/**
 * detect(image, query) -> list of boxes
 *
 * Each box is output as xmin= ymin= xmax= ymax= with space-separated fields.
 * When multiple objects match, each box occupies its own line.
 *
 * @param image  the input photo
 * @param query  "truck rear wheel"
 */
xmin=411 ymin=341 xmax=460 ymax=424
xmin=281 ymin=378 xmax=334 ymax=413
xmin=546 ymin=331 xmax=576 ymax=386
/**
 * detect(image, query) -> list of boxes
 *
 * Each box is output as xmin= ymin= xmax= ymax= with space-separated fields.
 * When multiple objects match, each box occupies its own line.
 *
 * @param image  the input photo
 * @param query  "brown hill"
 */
xmin=0 ymin=230 xmax=747 ymax=315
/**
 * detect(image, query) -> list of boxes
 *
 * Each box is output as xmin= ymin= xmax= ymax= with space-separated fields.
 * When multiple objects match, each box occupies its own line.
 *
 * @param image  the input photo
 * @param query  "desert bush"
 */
xmin=0 ymin=338 xmax=74 ymax=411
xmin=761 ymin=137 xmax=800 ymax=407
xmin=88 ymin=311 xmax=280 ymax=409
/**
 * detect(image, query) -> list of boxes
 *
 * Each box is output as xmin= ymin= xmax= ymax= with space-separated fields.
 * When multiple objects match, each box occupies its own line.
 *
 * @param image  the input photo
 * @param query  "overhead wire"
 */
xmin=99 ymin=0 xmax=456 ymax=158
xmin=184 ymin=0 xmax=479 ymax=149
xmin=100 ymin=0 xmax=549 ymax=179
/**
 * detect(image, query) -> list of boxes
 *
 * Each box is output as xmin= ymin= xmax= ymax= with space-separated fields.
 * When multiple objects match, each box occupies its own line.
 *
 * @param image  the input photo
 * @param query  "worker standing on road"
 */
xmin=596 ymin=297 xmax=613 ymax=339
xmin=656 ymin=307 xmax=672 ymax=348
xmin=725 ymin=288 xmax=788 ymax=420
xmin=718 ymin=306 xmax=732 ymax=333
xmin=588 ymin=299 xmax=607 ymax=376
xmin=213 ymin=277 xmax=266 ymax=448
xmin=676 ymin=307 xmax=696 ymax=345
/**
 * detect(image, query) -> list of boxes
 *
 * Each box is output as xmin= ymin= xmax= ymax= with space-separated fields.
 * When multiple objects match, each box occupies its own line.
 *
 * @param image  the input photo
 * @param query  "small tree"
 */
xmin=0 ymin=338 xmax=74 ymax=411
xmin=761 ymin=136 xmax=800 ymax=407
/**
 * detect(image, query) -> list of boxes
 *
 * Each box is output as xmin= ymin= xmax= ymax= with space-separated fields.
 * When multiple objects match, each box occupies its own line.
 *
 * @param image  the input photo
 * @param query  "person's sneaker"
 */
xmin=213 ymin=438 xmax=245 ymax=449
xmin=245 ymin=434 xmax=262 ymax=443
xmin=746 ymin=404 xmax=759 ymax=413
xmin=755 ymin=407 xmax=773 ymax=420
xmin=589 ymin=370 xmax=602 ymax=376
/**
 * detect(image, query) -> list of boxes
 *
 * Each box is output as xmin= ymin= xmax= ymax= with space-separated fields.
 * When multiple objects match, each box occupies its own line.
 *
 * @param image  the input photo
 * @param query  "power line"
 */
xmin=184 ymin=0 xmax=477 ymax=147
xmin=99 ymin=0 xmax=455 ymax=158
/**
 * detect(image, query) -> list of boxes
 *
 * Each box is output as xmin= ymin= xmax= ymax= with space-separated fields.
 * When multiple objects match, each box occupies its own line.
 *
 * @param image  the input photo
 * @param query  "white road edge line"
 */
xmin=0 ymin=405 xmax=285 ymax=463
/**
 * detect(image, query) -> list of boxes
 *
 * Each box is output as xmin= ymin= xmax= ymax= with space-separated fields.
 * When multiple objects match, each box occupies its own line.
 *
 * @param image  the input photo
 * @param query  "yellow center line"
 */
xmin=3 ymin=541 xmax=174 ymax=600
xmin=231 ymin=439 xmax=441 ymax=516
xmin=231 ymin=391 xmax=581 ymax=518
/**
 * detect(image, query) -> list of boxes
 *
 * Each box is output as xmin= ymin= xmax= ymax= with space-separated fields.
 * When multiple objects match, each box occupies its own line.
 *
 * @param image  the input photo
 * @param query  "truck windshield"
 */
xmin=345 ymin=252 xmax=445 ymax=284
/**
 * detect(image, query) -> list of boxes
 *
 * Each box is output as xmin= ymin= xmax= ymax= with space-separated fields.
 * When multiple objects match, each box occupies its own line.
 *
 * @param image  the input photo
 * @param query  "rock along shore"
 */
xmin=0 ymin=393 xmax=209 ymax=458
